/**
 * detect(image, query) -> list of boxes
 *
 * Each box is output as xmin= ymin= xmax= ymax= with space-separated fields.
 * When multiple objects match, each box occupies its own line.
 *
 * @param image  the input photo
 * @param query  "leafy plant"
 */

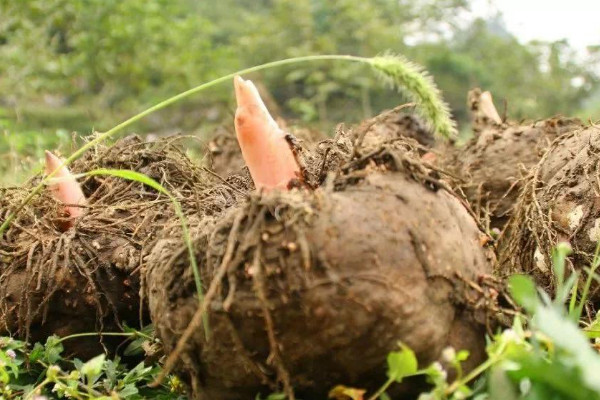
xmin=0 ymin=331 xmax=184 ymax=400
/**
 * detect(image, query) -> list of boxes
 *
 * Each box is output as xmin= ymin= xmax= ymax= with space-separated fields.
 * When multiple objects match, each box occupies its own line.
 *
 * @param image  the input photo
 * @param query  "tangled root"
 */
xmin=498 ymin=125 xmax=600 ymax=303
xmin=0 ymin=135 xmax=247 ymax=356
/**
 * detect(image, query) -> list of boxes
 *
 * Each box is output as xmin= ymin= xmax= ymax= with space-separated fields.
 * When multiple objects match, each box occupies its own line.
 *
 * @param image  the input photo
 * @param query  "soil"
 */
xmin=145 ymin=124 xmax=496 ymax=399
xmin=353 ymin=106 xmax=435 ymax=148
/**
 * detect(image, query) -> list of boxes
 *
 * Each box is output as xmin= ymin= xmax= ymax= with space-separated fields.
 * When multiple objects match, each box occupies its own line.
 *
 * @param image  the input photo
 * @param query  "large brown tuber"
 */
xmin=442 ymin=89 xmax=583 ymax=230
xmin=145 ymin=129 xmax=495 ymax=399
xmin=499 ymin=125 xmax=600 ymax=301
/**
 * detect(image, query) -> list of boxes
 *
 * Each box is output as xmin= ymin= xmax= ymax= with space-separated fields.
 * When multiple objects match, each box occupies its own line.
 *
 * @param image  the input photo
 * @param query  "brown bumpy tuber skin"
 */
xmin=498 ymin=125 xmax=600 ymax=302
xmin=145 ymin=126 xmax=495 ymax=399
xmin=0 ymin=136 xmax=246 ymax=357
xmin=355 ymin=106 xmax=435 ymax=148
xmin=442 ymin=88 xmax=583 ymax=230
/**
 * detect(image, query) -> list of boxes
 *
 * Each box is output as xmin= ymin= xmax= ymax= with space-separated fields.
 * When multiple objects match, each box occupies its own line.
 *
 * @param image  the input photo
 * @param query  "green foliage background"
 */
xmin=0 ymin=0 xmax=598 ymax=184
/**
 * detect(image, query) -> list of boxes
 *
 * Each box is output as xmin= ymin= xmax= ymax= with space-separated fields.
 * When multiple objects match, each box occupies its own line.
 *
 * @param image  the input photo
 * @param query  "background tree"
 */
xmin=0 ymin=0 xmax=598 ymax=184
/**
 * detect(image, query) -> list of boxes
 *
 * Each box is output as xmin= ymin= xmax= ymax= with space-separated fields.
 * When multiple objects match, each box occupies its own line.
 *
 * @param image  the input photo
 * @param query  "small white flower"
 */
xmin=441 ymin=346 xmax=456 ymax=363
xmin=501 ymin=360 xmax=521 ymax=371
xmin=519 ymin=378 xmax=532 ymax=394
xmin=502 ymin=329 xmax=521 ymax=343
xmin=6 ymin=349 xmax=16 ymax=360
xmin=431 ymin=361 xmax=448 ymax=380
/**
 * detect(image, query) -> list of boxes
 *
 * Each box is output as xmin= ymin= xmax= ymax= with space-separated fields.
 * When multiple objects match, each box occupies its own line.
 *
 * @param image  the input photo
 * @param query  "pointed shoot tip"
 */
xmin=232 ymin=77 xmax=300 ymax=191
xmin=44 ymin=150 xmax=87 ymax=228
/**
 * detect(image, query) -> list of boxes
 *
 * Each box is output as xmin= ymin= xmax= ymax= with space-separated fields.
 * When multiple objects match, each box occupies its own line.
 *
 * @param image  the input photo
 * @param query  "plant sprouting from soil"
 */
xmin=0 ymin=327 xmax=184 ymax=400
xmin=0 ymin=53 xmax=453 ymax=236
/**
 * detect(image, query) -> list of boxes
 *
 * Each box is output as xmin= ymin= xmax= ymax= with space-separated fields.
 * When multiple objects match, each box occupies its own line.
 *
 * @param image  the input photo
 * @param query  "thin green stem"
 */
xmin=367 ymin=377 xmax=395 ymax=400
xmin=569 ymin=277 xmax=579 ymax=316
xmin=56 ymin=331 xmax=150 ymax=344
xmin=0 ymin=55 xmax=366 ymax=236
xmin=445 ymin=357 xmax=494 ymax=394
xmin=169 ymin=192 xmax=210 ymax=338
xmin=83 ymin=168 xmax=210 ymax=338
xmin=444 ymin=340 xmax=507 ymax=396
xmin=25 ymin=378 xmax=51 ymax=400
xmin=575 ymin=240 xmax=600 ymax=319
xmin=367 ymin=369 xmax=431 ymax=400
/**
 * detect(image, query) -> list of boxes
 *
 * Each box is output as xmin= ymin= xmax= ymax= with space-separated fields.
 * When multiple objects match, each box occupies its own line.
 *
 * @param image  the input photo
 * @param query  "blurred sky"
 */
xmin=472 ymin=0 xmax=600 ymax=52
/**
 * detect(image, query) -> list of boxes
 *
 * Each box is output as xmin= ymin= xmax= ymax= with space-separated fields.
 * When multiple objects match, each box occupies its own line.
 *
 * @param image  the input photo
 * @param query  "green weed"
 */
xmin=0 ymin=328 xmax=184 ymax=400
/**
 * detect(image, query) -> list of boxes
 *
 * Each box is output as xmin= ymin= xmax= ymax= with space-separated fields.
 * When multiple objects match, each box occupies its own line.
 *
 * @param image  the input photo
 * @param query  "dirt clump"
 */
xmin=206 ymin=127 xmax=249 ymax=179
xmin=145 ymin=125 xmax=496 ymax=399
xmin=0 ymin=135 xmax=246 ymax=357
xmin=355 ymin=106 xmax=435 ymax=148
xmin=443 ymin=89 xmax=583 ymax=231
xmin=498 ymin=125 xmax=600 ymax=301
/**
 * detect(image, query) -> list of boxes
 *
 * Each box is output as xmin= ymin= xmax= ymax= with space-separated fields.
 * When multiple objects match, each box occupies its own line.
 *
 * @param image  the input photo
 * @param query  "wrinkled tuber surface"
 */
xmin=145 ymin=130 xmax=495 ymax=399
xmin=0 ymin=135 xmax=246 ymax=357
xmin=443 ymin=90 xmax=582 ymax=230
xmin=499 ymin=125 xmax=600 ymax=301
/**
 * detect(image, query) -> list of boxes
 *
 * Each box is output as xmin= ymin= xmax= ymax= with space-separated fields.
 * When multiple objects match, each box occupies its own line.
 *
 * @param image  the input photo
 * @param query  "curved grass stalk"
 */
xmin=0 ymin=53 xmax=453 ymax=236
xmin=55 ymin=331 xmax=142 ymax=344
xmin=371 ymin=53 xmax=457 ymax=138
xmin=83 ymin=168 xmax=210 ymax=338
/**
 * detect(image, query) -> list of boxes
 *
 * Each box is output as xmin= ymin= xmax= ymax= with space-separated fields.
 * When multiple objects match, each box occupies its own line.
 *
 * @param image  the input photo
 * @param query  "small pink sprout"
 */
xmin=45 ymin=151 xmax=87 ymax=228
xmin=479 ymin=91 xmax=502 ymax=125
xmin=233 ymin=76 xmax=301 ymax=191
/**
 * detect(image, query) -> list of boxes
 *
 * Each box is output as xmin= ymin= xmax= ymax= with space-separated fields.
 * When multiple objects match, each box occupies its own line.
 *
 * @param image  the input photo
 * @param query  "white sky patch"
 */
xmin=470 ymin=0 xmax=600 ymax=52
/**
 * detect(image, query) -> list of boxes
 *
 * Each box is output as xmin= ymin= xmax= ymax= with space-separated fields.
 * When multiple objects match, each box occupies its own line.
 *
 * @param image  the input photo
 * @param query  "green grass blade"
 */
xmin=85 ymin=168 xmax=210 ymax=338
xmin=574 ymin=240 xmax=600 ymax=320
